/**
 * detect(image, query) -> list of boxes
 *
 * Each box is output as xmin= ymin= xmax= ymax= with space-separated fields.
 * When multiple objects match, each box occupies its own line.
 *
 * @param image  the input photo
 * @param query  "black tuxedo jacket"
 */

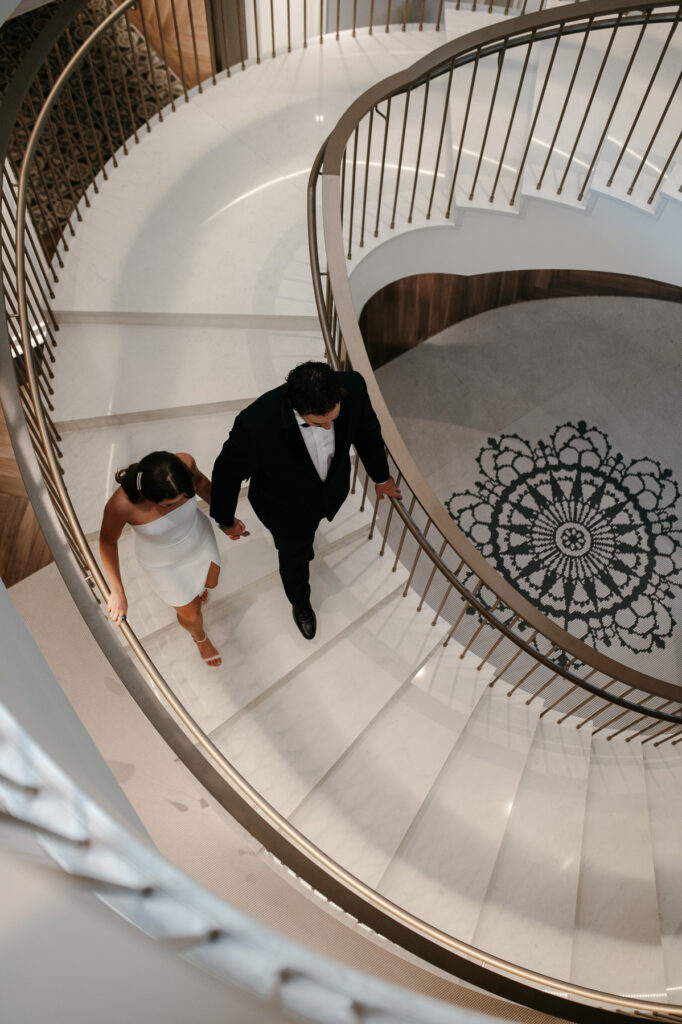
xmin=210 ymin=370 xmax=390 ymax=536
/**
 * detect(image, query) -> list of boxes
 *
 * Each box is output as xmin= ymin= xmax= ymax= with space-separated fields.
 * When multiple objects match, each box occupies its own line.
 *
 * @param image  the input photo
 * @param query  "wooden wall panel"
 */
xmin=359 ymin=269 xmax=682 ymax=369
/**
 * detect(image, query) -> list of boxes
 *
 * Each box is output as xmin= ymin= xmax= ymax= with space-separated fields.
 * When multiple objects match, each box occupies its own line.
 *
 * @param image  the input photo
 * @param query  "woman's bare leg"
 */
xmin=200 ymin=562 xmax=221 ymax=605
xmin=175 ymin=592 xmax=221 ymax=667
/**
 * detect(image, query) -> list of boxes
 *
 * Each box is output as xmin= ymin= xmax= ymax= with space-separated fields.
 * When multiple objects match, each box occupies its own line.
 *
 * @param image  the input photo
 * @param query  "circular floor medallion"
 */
xmin=445 ymin=421 xmax=682 ymax=657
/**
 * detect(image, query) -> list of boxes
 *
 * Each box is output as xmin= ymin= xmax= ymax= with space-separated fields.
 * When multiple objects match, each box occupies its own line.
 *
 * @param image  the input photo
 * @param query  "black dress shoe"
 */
xmin=292 ymin=603 xmax=316 ymax=640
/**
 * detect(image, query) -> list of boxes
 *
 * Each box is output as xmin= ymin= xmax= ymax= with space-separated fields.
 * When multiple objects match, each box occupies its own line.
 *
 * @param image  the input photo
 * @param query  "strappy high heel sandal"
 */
xmin=193 ymin=631 xmax=221 ymax=668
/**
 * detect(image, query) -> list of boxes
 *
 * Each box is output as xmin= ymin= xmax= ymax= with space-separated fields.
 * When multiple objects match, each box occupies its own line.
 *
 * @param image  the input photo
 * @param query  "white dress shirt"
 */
xmin=295 ymin=411 xmax=335 ymax=481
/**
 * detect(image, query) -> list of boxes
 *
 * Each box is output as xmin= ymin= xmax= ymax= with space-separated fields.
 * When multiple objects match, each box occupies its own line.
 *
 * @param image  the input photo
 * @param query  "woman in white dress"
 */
xmin=99 ymin=451 xmax=223 ymax=667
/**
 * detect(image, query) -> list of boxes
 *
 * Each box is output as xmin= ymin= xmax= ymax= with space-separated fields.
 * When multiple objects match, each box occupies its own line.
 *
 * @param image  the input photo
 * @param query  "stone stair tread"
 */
xmin=570 ymin=734 xmax=667 ymax=999
xmin=138 ymin=526 xmax=408 ymax=735
xmin=210 ymin=590 xmax=449 ymax=819
xmin=51 ymin=320 xmax=324 ymax=422
xmin=376 ymin=687 xmax=541 ymax=943
xmin=643 ymin=744 xmax=682 ymax=997
xmin=472 ymin=715 xmax=592 ymax=979
xmin=289 ymin=643 xmax=491 ymax=890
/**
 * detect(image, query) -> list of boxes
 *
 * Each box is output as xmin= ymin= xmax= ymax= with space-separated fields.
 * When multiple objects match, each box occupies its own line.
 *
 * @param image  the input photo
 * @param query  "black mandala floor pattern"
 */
xmin=445 ymin=421 xmax=682 ymax=659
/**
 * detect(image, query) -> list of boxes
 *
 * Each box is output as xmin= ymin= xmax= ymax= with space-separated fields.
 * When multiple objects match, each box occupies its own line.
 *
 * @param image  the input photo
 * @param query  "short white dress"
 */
xmin=131 ymin=496 xmax=221 ymax=607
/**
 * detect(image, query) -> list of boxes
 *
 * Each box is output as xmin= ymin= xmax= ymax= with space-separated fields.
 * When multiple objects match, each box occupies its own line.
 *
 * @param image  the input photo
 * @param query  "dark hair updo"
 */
xmin=285 ymin=361 xmax=344 ymax=416
xmin=115 ymin=451 xmax=195 ymax=505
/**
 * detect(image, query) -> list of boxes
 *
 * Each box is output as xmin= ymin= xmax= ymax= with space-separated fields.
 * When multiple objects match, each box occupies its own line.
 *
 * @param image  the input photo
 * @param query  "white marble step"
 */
xmin=376 ymin=686 xmax=540 ymax=943
xmin=643 ymin=743 xmax=682 ymax=999
xmin=209 ymin=589 xmax=450 ymax=820
xmin=51 ymin=319 xmax=323 ymax=422
xmin=52 ymin=28 xmax=453 ymax=319
xmin=570 ymin=735 xmax=667 ymax=1001
xmin=289 ymin=640 xmax=494 ymax=889
xmin=137 ymin=523 xmax=409 ymax=737
xmin=471 ymin=714 xmax=591 ymax=980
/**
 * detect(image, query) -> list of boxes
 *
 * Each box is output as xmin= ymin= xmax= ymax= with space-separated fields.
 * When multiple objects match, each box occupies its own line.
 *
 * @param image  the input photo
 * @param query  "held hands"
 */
xmin=107 ymin=588 xmax=128 ymax=625
xmin=375 ymin=477 xmax=402 ymax=501
xmin=223 ymin=518 xmax=250 ymax=541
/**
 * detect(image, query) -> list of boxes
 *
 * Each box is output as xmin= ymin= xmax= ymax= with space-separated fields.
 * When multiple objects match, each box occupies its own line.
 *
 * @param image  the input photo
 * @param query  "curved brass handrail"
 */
xmin=309 ymin=0 xmax=682 ymax=735
xmin=3 ymin=2 xmax=682 ymax=1021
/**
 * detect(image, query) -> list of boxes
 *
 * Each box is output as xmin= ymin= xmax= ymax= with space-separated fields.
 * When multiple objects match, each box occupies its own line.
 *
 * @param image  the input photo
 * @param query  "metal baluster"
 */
xmin=427 ymin=63 xmax=454 ymax=219
xmin=470 ymin=39 xmax=508 ymax=201
xmin=507 ymin=645 xmax=558 ymax=697
xmin=588 ymin=688 xmax=636 ymax=735
xmin=121 ymin=14 xmax=152 ymax=126
xmin=436 ymin=0 xmax=444 ymax=30
xmin=488 ymin=631 xmax=539 ymax=686
xmin=359 ymin=109 xmax=374 ymax=247
xmin=390 ymin=494 xmax=416 ymax=569
xmin=402 ymin=520 xmax=430 ymax=595
xmin=185 ymin=0 xmax=204 ymax=88
xmin=220 ymin=0 xmax=233 ymax=74
xmin=269 ymin=0 xmax=276 ymax=58
xmin=374 ymin=98 xmax=391 ymax=237
xmin=98 ymin=32 xmax=132 ymax=155
xmin=643 ymin=119 xmax=682 ymax=205
xmin=446 ymin=48 xmax=481 ymax=218
xmin=608 ymin=12 xmax=680 ymax=187
xmin=360 ymin=470 xmax=370 ymax=513
xmin=530 ymin=657 xmax=580 ymax=708
xmin=557 ymin=17 xmax=622 ymax=196
xmin=168 ymin=0 xmax=190 ymax=96
xmin=401 ymin=0 xmax=408 ymax=31
xmin=390 ymin=89 xmax=411 ymax=229
xmin=286 ymin=0 xmax=291 ymax=52
xmin=386 ymin=0 xmax=392 ymax=34
xmin=252 ymin=0 xmax=261 ymax=62
xmin=432 ymin=583 xmax=453 ymax=627
xmin=377 ymin=474 xmax=403 ymax=553
xmin=490 ymin=33 xmax=535 ymax=203
xmin=578 ymin=14 xmax=650 ymax=200
xmin=151 ymin=0 xmax=179 ymax=103
xmin=537 ymin=19 xmax=593 ymax=191
xmin=20 ymin=96 xmax=71 ymax=255
xmin=444 ymin=581 xmax=482 ymax=647
xmin=408 ymin=80 xmax=430 ymax=223
xmin=336 ymin=0 xmax=340 ymax=39
xmin=353 ymin=0 xmax=357 ymax=36
xmin=303 ymin=0 xmax=307 ymax=47
xmin=350 ymin=451 xmax=359 ymax=494
xmin=541 ymin=682 xmax=579 ymax=717
xmin=320 ymin=0 xmax=324 ymax=43
xmin=458 ymin=599 xmax=500 ymax=658
xmin=476 ymin=614 xmax=518 ymax=668
xmin=419 ymin=0 xmax=426 ymax=31
xmin=510 ymin=25 xmax=563 ymax=206
xmin=134 ymin=1 xmax=166 ymax=117
xmin=109 ymin=19 xmax=144 ymax=143
xmin=625 ymin=703 xmax=682 ymax=743
xmin=369 ymin=0 xmax=375 ymax=35
xmin=417 ymin=539 xmax=447 ymax=610
xmin=347 ymin=126 xmax=359 ymax=259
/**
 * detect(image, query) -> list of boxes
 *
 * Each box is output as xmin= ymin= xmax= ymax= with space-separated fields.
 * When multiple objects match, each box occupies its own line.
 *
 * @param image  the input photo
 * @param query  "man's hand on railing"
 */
xmin=375 ymin=478 xmax=402 ymax=501
xmin=107 ymin=587 xmax=128 ymax=624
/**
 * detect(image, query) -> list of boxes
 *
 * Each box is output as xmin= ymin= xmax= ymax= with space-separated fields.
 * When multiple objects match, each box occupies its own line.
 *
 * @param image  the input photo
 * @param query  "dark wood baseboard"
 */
xmin=359 ymin=269 xmax=682 ymax=369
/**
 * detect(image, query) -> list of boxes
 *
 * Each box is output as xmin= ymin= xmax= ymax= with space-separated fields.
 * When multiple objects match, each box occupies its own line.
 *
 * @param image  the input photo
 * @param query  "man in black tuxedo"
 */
xmin=210 ymin=361 xmax=401 ymax=639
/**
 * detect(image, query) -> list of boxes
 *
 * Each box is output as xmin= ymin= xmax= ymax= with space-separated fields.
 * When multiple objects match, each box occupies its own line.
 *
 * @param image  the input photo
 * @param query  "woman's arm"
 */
xmin=99 ymin=492 xmax=129 ymax=623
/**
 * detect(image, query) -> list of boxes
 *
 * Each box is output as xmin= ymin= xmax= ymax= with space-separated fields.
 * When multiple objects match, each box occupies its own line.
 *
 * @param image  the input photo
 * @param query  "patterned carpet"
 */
xmin=0 ymin=0 xmax=183 ymax=254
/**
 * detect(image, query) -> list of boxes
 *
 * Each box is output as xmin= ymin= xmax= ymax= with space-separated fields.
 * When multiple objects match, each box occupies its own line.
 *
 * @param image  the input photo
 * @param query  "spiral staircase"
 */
xmin=1 ymin=1 xmax=682 ymax=1022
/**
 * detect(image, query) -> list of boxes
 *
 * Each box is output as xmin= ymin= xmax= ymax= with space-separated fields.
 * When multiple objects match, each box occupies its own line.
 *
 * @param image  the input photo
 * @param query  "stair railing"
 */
xmin=2 ymin=2 xmax=682 ymax=1021
xmin=309 ymin=0 xmax=682 ymax=746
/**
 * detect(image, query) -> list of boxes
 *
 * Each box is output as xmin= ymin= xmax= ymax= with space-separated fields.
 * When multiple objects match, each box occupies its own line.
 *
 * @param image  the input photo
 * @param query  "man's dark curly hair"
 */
xmin=285 ymin=361 xmax=345 ymax=416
